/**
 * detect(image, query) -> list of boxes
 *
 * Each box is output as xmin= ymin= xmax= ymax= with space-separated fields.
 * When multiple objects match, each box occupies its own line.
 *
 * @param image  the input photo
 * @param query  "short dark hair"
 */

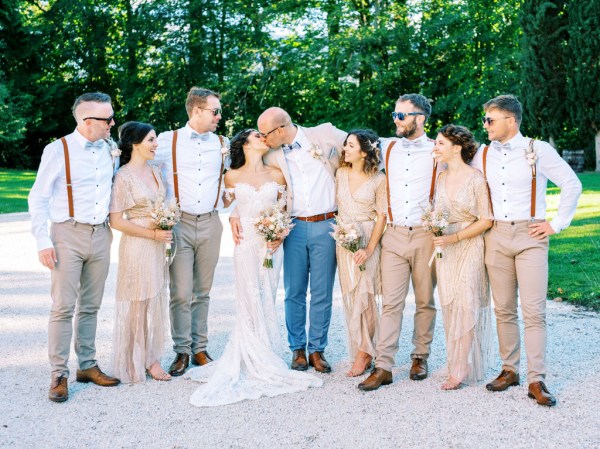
xmin=397 ymin=93 xmax=432 ymax=121
xmin=341 ymin=129 xmax=381 ymax=175
xmin=117 ymin=121 xmax=155 ymax=165
xmin=72 ymin=92 xmax=111 ymax=119
xmin=228 ymin=129 xmax=254 ymax=169
xmin=438 ymin=124 xmax=479 ymax=164
xmin=484 ymin=94 xmax=523 ymax=125
xmin=185 ymin=87 xmax=221 ymax=118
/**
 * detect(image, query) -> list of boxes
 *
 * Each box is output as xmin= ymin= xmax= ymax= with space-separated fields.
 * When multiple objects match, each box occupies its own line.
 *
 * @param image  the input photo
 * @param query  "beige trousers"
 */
xmin=49 ymin=221 xmax=112 ymax=378
xmin=169 ymin=211 xmax=222 ymax=355
xmin=484 ymin=220 xmax=548 ymax=383
xmin=375 ymin=226 xmax=437 ymax=372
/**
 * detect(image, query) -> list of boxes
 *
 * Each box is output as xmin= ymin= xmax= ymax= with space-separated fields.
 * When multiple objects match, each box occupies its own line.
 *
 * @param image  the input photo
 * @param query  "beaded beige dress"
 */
xmin=110 ymin=164 xmax=169 ymax=383
xmin=434 ymin=170 xmax=494 ymax=384
xmin=335 ymin=167 xmax=387 ymax=359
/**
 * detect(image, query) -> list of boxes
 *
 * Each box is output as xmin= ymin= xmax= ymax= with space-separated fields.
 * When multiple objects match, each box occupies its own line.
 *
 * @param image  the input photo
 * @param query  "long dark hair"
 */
xmin=117 ymin=121 xmax=155 ymax=165
xmin=229 ymin=128 xmax=254 ymax=169
xmin=437 ymin=124 xmax=478 ymax=164
xmin=341 ymin=129 xmax=381 ymax=174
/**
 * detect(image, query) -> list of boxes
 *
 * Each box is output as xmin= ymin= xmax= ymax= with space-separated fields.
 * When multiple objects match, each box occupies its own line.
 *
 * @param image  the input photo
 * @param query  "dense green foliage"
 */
xmin=0 ymin=0 xmax=598 ymax=169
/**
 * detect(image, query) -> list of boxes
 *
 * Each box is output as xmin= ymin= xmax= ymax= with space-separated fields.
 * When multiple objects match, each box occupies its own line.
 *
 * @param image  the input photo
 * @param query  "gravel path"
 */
xmin=0 ymin=213 xmax=598 ymax=449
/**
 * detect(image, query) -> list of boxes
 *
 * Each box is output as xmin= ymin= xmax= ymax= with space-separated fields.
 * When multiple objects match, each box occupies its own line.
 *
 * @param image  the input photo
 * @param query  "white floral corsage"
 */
xmin=105 ymin=137 xmax=121 ymax=159
xmin=309 ymin=143 xmax=325 ymax=162
xmin=524 ymin=143 xmax=537 ymax=166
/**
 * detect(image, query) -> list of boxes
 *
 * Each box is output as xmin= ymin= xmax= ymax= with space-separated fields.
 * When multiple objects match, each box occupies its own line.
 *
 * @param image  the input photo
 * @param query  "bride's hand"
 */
xmin=154 ymin=229 xmax=172 ymax=243
xmin=266 ymin=239 xmax=282 ymax=253
xmin=353 ymin=248 xmax=372 ymax=266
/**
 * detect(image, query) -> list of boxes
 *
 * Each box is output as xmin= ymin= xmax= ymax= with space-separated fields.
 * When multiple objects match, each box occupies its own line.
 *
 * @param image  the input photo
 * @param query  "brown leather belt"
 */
xmin=293 ymin=211 xmax=336 ymax=222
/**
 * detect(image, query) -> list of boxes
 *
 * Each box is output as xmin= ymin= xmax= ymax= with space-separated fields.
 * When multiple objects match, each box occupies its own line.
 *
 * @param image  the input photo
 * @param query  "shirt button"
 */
xmin=502 ymin=167 xmax=505 ymax=169
xmin=502 ymin=183 xmax=505 ymax=185
xmin=405 ymin=184 xmax=408 ymax=187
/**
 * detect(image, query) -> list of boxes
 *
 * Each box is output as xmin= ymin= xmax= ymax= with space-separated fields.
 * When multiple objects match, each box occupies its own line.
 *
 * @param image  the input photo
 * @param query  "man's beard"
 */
xmin=396 ymin=119 xmax=417 ymax=139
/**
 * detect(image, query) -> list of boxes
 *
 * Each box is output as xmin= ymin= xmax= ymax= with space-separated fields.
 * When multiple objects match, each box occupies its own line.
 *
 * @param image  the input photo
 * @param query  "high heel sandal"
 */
xmin=146 ymin=365 xmax=172 ymax=381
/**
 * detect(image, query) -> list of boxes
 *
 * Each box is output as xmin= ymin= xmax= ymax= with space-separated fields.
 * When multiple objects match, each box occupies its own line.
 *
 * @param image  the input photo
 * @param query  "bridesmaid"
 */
xmin=431 ymin=124 xmax=494 ymax=390
xmin=335 ymin=129 xmax=387 ymax=377
xmin=109 ymin=121 xmax=173 ymax=382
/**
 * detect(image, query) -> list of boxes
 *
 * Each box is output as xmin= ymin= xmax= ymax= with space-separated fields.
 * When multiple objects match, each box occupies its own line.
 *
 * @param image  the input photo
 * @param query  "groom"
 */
xmin=231 ymin=108 xmax=346 ymax=372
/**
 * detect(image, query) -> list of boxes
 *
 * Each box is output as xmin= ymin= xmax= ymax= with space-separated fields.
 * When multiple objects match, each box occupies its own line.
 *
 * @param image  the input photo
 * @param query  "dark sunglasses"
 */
xmin=83 ymin=115 xmax=115 ymax=125
xmin=391 ymin=112 xmax=425 ymax=121
xmin=200 ymin=108 xmax=222 ymax=116
xmin=481 ymin=116 xmax=512 ymax=125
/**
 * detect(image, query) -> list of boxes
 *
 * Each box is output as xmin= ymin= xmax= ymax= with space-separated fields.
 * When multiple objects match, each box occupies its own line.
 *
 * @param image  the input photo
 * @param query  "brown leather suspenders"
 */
xmin=384 ymin=140 xmax=437 ymax=224
xmin=60 ymin=137 xmax=74 ymax=218
xmin=171 ymin=130 xmax=226 ymax=209
xmin=482 ymin=139 xmax=537 ymax=219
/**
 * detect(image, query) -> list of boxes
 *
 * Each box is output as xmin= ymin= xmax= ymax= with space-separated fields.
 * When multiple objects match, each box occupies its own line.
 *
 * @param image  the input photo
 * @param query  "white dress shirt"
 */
xmin=471 ymin=132 xmax=582 ymax=233
xmin=285 ymin=127 xmax=336 ymax=216
xmin=382 ymin=134 xmax=436 ymax=227
xmin=28 ymin=129 xmax=114 ymax=251
xmin=154 ymin=124 xmax=227 ymax=215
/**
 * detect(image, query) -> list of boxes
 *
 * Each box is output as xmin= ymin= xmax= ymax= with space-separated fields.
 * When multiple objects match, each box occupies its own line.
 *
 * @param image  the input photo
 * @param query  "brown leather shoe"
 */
xmin=76 ymin=366 xmax=120 ymax=387
xmin=486 ymin=369 xmax=520 ymax=391
xmin=308 ymin=351 xmax=332 ymax=373
xmin=528 ymin=381 xmax=557 ymax=406
xmin=409 ymin=358 xmax=428 ymax=381
xmin=357 ymin=367 xmax=393 ymax=391
xmin=191 ymin=351 xmax=213 ymax=366
xmin=168 ymin=353 xmax=190 ymax=377
xmin=49 ymin=375 xmax=68 ymax=402
xmin=291 ymin=349 xmax=308 ymax=371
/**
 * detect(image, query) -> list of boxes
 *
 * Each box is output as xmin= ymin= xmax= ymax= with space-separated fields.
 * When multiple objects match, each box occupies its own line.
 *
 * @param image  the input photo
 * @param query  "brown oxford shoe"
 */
xmin=309 ymin=352 xmax=332 ymax=373
xmin=76 ymin=366 xmax=120 ymax=387
xmin=168 ymin=353 xmax=190 ymax=376
xmin=49 ymin=375 xmax=69 ymax=402
xmin=291 ymin=349 xmax=308 ymax=371
xmin=486 ymin=369 xmax=520 ymax=392
xmin=191 ymin=351 xmax=213 ymax=366
xmin=528 ymin=381 xmax=557 ymax=407
xmin=409 ymin=358 xmax=428 ymax=381
xmin=357 ymin=367 xmax=393 ymax=391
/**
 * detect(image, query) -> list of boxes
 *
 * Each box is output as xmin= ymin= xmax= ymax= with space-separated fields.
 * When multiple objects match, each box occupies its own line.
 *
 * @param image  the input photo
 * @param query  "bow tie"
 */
xmin=401 ymin=139 xmax=424 ymax=149
xmin=85 ymin=140 xmax=105 ymax=150
xmin=191 ymin=131 xmax=211 ymax=141
xmin=282 ymin=142 xmax=301 ymax=153
xmin=491 ymin=141 xmax=511 ymax=152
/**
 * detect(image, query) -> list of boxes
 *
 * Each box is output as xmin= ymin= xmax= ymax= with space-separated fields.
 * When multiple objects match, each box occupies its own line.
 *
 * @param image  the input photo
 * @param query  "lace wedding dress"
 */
xmin=186 ymin=181 xmax=322 ymax=407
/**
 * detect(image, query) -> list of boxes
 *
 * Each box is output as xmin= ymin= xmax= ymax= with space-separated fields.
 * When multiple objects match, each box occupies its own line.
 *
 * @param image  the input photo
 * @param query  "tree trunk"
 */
xmin=594 ymin=131 xmax=600 ymax=172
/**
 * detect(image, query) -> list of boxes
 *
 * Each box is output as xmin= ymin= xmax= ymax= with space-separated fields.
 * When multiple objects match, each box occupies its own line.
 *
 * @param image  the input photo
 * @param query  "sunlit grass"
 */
xmin=0 ymin=169 xmax=36 ymax=214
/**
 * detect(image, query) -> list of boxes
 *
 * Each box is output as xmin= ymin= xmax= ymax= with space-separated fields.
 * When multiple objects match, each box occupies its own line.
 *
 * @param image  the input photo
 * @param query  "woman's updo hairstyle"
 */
xmin=229 ymin=128 xmax=254 ymax=169
xmin=117 ymin=121 xmax=155 ymax=165
xmin=341 ymin=129 xmax=381 ymax=174
xmin=438 ymin=124 xmax=479 ymax=164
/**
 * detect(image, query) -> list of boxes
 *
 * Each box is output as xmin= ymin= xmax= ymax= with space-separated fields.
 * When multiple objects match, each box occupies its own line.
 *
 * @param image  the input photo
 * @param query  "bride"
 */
xmin=185 ymin=129 xmax=322 ymax=407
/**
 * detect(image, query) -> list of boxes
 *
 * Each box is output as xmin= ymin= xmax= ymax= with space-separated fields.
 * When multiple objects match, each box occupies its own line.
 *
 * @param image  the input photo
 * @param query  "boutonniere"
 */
xmin=105 ymin=137 xmax=121 ymax=159
xmin=220 ymin=136 xmax=230 ymax=158
xmin=309 ymin=143 xmax=325 ymax=163
xmin=524 ymin=142 xmax=537 ymax=166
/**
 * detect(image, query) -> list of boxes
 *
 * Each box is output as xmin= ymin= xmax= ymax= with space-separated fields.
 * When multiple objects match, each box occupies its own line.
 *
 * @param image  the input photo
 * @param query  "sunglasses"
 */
xmin=481 ymin=116 xmax=512 ymax=125
xmin=258 ymin=123 xmax=288 ymax=138
xmin=83 ymin=115 xmax=115 ymax=125
xmin=200 ymin=108 xmax=222 ymax=116
xmin=391 ymin=112 xmax=426 ymax=121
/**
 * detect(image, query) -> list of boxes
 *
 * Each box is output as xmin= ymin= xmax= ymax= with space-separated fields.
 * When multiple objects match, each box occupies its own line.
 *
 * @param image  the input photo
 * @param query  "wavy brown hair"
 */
xmin=340 ymin=129 xmax=380 ymax=175
xmin=438 ymin=124 xmax=479 ymax=164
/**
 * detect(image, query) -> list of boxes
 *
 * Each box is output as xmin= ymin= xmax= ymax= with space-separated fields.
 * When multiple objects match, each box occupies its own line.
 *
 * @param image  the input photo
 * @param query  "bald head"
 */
xmin=257 ymin=107 xmax=296 ymax=148
xmin=257 ymin=107 xmax=291 ymax=131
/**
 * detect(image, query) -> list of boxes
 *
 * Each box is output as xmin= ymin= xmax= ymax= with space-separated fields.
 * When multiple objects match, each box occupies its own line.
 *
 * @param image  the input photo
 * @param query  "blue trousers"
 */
xmin=283 ymin=218 xmax=337 ymax=353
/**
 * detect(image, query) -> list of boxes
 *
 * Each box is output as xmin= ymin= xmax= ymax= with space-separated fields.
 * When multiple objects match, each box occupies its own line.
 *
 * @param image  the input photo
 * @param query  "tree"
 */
xmin=567 ymin=0 xmax=600 ymax=171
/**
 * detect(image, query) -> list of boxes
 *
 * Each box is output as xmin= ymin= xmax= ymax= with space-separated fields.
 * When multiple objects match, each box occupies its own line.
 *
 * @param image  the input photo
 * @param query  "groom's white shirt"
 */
xmin=284 ymin=127 xmax=336 ymax=216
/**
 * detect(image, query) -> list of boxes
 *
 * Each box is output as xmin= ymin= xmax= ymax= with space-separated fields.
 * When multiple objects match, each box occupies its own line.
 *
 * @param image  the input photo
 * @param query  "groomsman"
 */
xmin=29 ymin=92 xmax=121 ymax=402
xmin=155 ymin=87 xmax=227 ymax=376
xmin=472 ymin=94 xmax=581 ymax=406
xmin=231 ymin=108 xmax=346 ymax=372
xmin=358 ymin=93 xmax=437 ymax=391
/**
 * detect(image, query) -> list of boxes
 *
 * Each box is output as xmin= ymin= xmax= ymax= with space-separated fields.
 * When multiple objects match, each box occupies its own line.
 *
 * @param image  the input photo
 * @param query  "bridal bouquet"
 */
xmin=421 ymin=202 xmax=448 ymax=266
xmin=253 ymin=203 xmax=294 ymax=268
xmin=151 ymin=197 xmax=181 ymax=261
xmin=330 ymin=218 xmax=365 ymax=271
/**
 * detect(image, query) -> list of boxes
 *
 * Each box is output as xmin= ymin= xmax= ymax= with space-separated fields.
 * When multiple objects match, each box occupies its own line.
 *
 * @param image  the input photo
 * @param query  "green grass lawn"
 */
xmin=0 ymin=168 xmax=37 ymax=214
xmin=546 ymin=172 xmax=600 ymax=311
xmin=1 ymin=168 xmax=599 ymax=309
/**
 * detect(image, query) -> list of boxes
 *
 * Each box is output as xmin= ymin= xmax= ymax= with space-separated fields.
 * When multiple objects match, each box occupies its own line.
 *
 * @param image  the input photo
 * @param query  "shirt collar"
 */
xmin=492 ymin=132 xmax=525 ymax=150
xmin=185 ymin=123 xmax=214 ymax=140
xmin=73 ymin=128 xmax=96 ymax=148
